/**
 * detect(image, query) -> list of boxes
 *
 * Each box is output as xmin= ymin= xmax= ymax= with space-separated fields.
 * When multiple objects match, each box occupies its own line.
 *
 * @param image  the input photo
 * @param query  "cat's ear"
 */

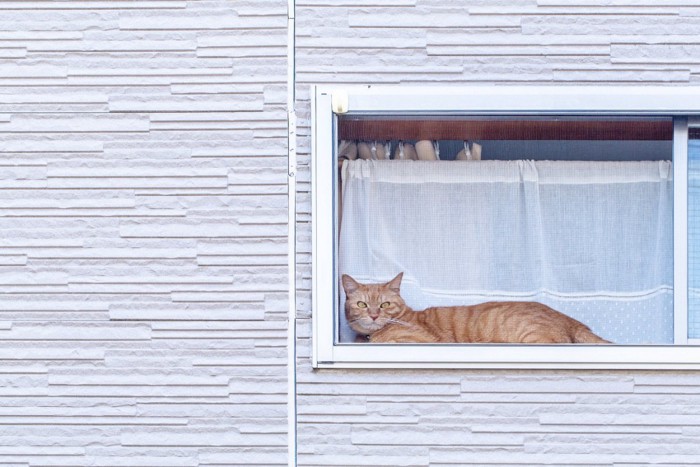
xmin=341 ymin=274 xmax=361 ymax=295
xmin=386 ymin=272 xmax=403 ymax=293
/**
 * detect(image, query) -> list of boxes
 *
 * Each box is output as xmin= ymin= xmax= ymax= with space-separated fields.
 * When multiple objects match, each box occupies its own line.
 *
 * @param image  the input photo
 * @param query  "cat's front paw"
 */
xmin=353 ymin=333 xmax=370 ymax=343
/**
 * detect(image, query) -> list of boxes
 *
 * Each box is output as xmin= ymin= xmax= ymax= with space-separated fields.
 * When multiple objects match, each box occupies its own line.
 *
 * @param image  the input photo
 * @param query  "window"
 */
xmin=311 ymin=86 xmax=700 ymax=369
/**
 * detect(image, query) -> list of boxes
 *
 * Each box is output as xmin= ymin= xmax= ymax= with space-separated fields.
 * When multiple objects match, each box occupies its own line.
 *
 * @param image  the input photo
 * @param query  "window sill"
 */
xmin=314 ymin=344 xmax=700 ymax=370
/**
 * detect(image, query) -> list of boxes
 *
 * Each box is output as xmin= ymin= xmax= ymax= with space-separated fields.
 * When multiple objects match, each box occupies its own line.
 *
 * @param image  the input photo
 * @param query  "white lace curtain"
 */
xmin=338 ymin=159 xmax=674 ymax=344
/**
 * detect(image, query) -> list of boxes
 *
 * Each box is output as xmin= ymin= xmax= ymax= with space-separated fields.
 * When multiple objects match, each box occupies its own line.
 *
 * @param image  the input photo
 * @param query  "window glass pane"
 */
xmin=337 ymin=117 xmax=674 ymax=345
xmin=688 ymin=133 xmax=700 ymax=339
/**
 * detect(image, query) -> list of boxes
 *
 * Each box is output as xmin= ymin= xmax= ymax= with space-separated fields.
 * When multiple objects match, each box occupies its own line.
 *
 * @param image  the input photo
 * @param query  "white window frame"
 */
xmin=311 ymin=85 xmax=700 ymax=370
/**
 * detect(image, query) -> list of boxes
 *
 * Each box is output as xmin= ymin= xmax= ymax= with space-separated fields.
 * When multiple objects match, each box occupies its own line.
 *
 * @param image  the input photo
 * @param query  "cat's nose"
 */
xmin=369 ymin=315 xmax=379 ymax=321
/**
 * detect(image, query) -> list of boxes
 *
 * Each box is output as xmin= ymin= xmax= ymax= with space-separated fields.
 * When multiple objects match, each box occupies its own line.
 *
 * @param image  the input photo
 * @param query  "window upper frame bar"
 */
xmin=332 ymin=85 xmax=700 ymax=116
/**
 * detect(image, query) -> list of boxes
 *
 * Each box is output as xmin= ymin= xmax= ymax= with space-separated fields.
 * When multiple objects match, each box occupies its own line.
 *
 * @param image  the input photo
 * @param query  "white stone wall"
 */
xmin=4 ymin=0 xmax=700 ymax=465
xmin=0 ymin=1 xmax=288 ymax=465
xmin=294 ymin=1 xmax=700 ymax=466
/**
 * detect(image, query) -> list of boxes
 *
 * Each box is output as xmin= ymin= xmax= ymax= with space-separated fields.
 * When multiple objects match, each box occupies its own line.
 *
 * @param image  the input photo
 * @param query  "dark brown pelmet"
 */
xmin=339 ymin=117 xmax=673 ymax=141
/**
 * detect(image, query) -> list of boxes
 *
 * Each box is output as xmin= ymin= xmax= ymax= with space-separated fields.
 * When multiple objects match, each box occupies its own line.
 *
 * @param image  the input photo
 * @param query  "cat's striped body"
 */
xmin=342 ymin=273 xmax=610 ymax=344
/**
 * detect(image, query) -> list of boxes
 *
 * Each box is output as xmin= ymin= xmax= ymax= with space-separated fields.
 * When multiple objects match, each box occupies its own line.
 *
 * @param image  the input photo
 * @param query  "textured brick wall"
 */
xmin=295 ymin=1 xmax=700 ymax=466
xmin=0 ymin=1 xmax=288 ymax=465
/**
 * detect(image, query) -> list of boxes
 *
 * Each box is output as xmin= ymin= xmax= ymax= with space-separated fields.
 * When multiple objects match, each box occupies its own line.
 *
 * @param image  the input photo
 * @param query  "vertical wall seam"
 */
xmin=286 ymin=0 xmax=298 ymax=464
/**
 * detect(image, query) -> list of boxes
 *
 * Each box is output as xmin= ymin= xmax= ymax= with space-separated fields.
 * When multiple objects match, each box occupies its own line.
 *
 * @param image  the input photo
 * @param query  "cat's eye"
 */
xmin=380 ymin=302 xmax=391 ymax=308
xmin=357 ymin=301 xmax=367 ymax=308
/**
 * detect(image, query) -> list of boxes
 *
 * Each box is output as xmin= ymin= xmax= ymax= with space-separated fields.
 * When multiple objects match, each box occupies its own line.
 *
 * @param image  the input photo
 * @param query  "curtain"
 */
xmin=339 ymin=159 xmax=673 ymax=344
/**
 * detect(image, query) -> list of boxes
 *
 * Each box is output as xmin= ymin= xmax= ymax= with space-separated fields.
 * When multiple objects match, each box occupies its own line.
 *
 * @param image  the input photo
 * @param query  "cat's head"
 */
xmin=341 ymin=273 xmax=406 ymax=335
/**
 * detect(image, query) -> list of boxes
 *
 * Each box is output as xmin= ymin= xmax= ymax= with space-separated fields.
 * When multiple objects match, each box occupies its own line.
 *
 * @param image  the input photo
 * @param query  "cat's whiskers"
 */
xmin=386 ymin=318 xmax=412 ymax=327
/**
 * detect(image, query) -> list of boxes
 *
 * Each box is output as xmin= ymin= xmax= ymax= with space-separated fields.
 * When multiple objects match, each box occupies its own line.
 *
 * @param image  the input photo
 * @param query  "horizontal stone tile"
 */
xmin=0 ymin=300 xmax=107 ymax=311
xmin=47 ymin=164 xmax=227 ymax=178
xmin=137 ymin=402 xmax=286 ymax=418
xmin=634 ymin=384 xmax=700 ymax=394
xmin=119 ymin=220 xmax=287 ymax=238
xmin=27 ymin=247 xmax=192 ymax=258
xmin=0 ymin=64 xmax=67 ymax=78
xmin=538 ymin=0 xmax=690 ymax=5
xmin=198 ymin=35 xmax=286 ymax=48
xmin=109 ymin=304 xmax=265 ymax=321
xmin=49 ymin=373 xmax=227 ymax=386
xmin=0 ymin=255 xmax=26 ymax=265
xmin=109 ymin=95 xmax=262 ymax=112
xmin=31 ymin=39 xmax=196 ymax=52
xmin=120 ymin=13 xmax=285 ymax=30
xmin=0 ymin=198 xmax=133 ymax=209
xmin=461 ymin=376 xmax=635 ymax=393
xmin=349 ymin=11 xmax=519 ymax=28
xmin=429 ymin=44 xmax=609 ymax=56
xmin=193 ymin=356 xmax=286 ymax=367
xmin=613 ymin=43 xmax=700 ymax=63
xmin=539 ymin=413 xmax=700 ymax=427
xmin=0 ymin=416 xmax=187 ymax=426
xmin=0 ymin=30 xmax=82 ymax=39
xmin=46 ymin=176 xmax=227 ymax=189
xmin=0 ymin=140 xmax=103 ymax=153
xmin=120 ymin=429 xmax=286 ymax=447
xmin=297 ymin=0 xmax=415 ymax=4
xmin=298 ymin=454 xmax=428 ymax=466
xmin=2 ymin=324 xmax=151 ymax=341
xmin=0 ymin=349 xmax=104 ymax=360
xmin=522 ymin=15 xmax=700 ymax=35
xmin=198 ymin=451 xmax=287 ymax=465
xmin=0 ymin=46 xmax=27 ymax=59
xmin=352 ymin=425 xmax=524 ymax=446
xmin=48 ymin=385 xmax=229 ymax=397
xmin=0 ymin=1 xmax=186 ymax=9
xmin=170 ymin=291 xmax=266 ymax=302
xmin=298 ymin=382 xmax=461 ymax=396
xmin=151 ymin=320 xmax=284 ymax=331
xmin=429 ymin=449 xmax=615 ymax=465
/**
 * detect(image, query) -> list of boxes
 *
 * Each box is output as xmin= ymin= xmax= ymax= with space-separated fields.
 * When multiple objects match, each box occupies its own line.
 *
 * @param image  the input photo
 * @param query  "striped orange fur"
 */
xmin=342 ymin=273 xmax=611 ymax=344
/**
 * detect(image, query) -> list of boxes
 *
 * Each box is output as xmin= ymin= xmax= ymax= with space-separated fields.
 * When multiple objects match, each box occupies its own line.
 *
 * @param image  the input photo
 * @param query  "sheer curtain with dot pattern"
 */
xmin=338 ymin=159 xmax=673 ymax=344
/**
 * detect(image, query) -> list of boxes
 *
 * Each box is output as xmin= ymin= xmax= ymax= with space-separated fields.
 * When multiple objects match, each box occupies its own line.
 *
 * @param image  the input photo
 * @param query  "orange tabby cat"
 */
xmin=342 ymin=273 xmax=611 ymax=344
